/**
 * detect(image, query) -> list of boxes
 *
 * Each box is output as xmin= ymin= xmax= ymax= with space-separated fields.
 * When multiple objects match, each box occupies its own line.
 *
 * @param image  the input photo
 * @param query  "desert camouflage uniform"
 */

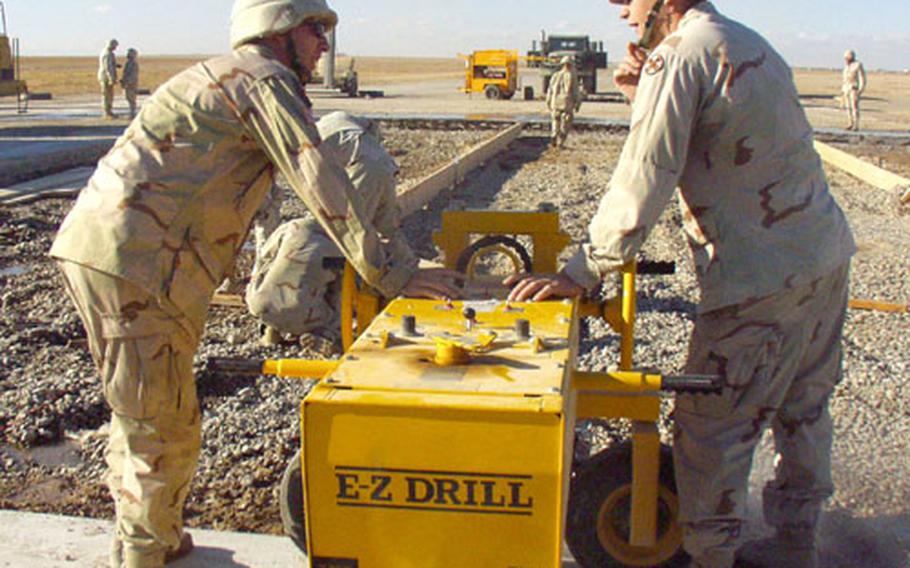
xmin=246 ymin=111 xmax=416 ymax=336
xmin=121 ymin=52 xmax=140 ymax=119
xmin=562 ymin=3 xmax=856 ymax=566
xmin=842 ymin=59 xmax=867 ymax=130
xmin=98 ymin=44 xmax=118 ymax=118
xmin=546 ymin=65 xmax=580 ymax=148
xmin=51 ymin=43 xmax=415 ymax=567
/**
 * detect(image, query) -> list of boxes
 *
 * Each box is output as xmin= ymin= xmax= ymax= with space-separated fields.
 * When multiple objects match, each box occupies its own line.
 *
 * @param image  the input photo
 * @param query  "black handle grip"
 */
xmin=661 ymin=374 xmax=724 ymax=394
xmin=638 ymin=260 xmax=676 ymax=275
xmin=207 ymin=357 xmax=264 ymax=376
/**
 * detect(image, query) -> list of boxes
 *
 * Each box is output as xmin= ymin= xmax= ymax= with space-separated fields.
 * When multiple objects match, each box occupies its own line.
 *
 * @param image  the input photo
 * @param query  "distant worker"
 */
xmin=121 ymin=48 xmax=140 ymax=119
xmin=508 ymin=1 xmax=855 ymax=567
xmin=98 ymin=38 xmax=119 ymax=118
xmin=546 ymin=56 xmax=581 ymax=149
xmin=842 ymin=49 xmax=867 ymax=131
xmin=247 ymin=111 xmax=415 ymax=349
xmin=51 ymin=1 xmax=460 ymax=566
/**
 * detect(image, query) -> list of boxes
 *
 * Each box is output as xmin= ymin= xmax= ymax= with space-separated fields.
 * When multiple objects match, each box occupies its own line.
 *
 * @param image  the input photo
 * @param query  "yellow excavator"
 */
xmin=0 ymin=2 xmax=27 ymax=113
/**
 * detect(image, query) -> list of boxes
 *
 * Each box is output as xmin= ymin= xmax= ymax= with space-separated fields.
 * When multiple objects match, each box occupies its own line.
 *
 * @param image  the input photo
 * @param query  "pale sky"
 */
xmin=10 ymin=0 xmax=910 ymax=71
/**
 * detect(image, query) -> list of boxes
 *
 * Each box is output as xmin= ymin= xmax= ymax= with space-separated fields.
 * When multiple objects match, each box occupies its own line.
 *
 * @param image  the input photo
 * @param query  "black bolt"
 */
xmin=515 ymin=319 xmax=531 ymax=340
xmin=401 ymin=314 xmax=417 ymax=336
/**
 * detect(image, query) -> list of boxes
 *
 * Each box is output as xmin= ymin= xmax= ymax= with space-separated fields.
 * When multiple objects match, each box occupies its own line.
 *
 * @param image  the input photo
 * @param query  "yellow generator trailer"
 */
xmin=219 ymin=210 xmax=719 ymax=567
xmin=0 ymin=2 xmax=27 ymax=113
xmin=461 ymin=50 xmax=520 ymax=100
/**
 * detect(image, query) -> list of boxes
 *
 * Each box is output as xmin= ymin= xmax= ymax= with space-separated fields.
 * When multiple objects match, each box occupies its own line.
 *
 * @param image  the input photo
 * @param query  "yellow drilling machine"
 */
xmin=0 ymin=2 xmax=27 ymax=113
xmin=216 ymin=210 xmax=721 ymax=567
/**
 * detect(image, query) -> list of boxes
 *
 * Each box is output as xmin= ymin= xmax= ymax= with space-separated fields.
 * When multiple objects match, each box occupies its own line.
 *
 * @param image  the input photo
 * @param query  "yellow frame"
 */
xmin=318 ymin=210 xmax=668 ymax=554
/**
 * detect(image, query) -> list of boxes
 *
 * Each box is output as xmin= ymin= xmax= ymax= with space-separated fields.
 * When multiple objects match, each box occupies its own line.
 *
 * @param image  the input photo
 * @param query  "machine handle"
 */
xmin=661 ymin=374 xmax=724 ymax=394
xmin=207 ymin=357 xmax=263 ymax=376
xmin=207 ymin=357 xmax=339 ymax=379
xmin=637 ymin=260 xmax=676 ymax=275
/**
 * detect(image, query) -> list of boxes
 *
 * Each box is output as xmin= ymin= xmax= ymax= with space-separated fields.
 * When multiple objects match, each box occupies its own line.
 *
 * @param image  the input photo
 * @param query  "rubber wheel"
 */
xmin=524 ymin=86 xmax=535 ymax=100
xmin=279 ymin=449 xmax=307 ymax=553
xmin=566 ymin=442 xmax=688 ymax=568
xmin=484 ymin=85 xmax=502 ymax=100
xmin=454 ymin=235 xmax=532 ymax=277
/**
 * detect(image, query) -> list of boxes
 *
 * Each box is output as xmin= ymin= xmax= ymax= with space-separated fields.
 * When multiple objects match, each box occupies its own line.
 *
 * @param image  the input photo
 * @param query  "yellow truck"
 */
xmin=460 ymin=50 xmax=521 ymax=100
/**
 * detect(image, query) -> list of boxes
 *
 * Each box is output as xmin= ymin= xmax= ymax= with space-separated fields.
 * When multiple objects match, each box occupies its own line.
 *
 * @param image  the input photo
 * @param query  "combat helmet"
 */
xmin=230 ymin=0 xmax=338 ymax=49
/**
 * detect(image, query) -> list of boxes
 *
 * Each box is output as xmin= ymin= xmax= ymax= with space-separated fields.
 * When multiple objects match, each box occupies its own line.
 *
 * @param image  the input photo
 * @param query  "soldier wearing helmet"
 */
xmin=51 ymin=1 xmax=460 ymax=566
xmin=98 ymin=38 xmax=119 ymax=118
xmin=545 ymin=55 xmax=581 ymax=148
xmin=842 ymin=48 xmax=867 ymax=130
xmin=508 ymin=1 xmax=855 ymax=567
xmin=120 ymin=48 xmax=140 ymax=119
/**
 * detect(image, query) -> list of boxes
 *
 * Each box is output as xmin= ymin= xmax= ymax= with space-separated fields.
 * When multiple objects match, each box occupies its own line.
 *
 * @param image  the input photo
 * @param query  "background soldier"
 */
xmin=842 ymin=49 xmax=867 ymax=131
xmin=246 ymin=111 xmax=414 ymax=350
xmin=51 ymin=1 xmax=460 ymax=566
xmin=98 ymin=38 xmax=119 ymax=118
xmin=121 ymin=48 xmax=140 ymax=119
xmin=545 ymin=56 xmax=581 ymax=148
xmin=507 ymin=1 xmax=855 ymax=567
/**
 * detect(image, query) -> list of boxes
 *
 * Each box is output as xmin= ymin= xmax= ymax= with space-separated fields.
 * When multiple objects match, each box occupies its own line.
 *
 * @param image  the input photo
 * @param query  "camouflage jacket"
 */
xmin=842 ymin=60 xmax=866 ymax=94
xmin=51 ymin=44 xmax=415 ymax=332
xmin=546 ymin=68 xmax=579 ymax=112
xmin=563 ymin=2 xmax=855 ymax=312
xmin=121 ymin=58 xmax=139 ymax=88
xmin=98 ymin=48 xmax=117 ymax=84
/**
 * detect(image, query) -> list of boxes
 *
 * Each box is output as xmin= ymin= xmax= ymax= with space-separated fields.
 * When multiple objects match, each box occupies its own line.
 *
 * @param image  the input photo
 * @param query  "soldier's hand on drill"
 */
xmin=613 ymin=42 xmax=648 ymax=102
xmin=504 ymin=271 xmax=584 ymax=303
xmin=401 ymin=268 xmax=463 ymax=300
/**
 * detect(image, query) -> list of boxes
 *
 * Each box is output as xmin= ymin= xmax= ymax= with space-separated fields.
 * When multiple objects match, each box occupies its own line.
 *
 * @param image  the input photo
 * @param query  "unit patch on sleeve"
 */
xmin=645 ymin=53 xmax=666 ymax=76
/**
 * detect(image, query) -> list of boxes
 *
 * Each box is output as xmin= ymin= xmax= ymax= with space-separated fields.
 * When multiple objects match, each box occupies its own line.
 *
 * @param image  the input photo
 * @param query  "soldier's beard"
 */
xmin=284 ymin=35 xmax=312 ymax=85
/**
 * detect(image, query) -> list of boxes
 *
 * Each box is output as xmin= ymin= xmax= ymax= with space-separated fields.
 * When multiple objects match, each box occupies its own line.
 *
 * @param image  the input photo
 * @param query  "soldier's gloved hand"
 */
xmin=401 ymin=268 xmax=463 ymax=300
xmin=504 ymin=270 xmax=584 ymax=303
xmin=613 ymin=42 xmax=648 ymax=102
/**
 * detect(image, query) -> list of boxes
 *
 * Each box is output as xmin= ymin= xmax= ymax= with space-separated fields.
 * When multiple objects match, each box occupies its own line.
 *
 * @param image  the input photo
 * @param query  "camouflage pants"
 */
xmin=58 ymin=261 xmax=202 ymax=568
xmin=673 ymin=263 xmax=850 ymax=568
xmin=843 ymin=87 xmax=860 ymax=129
xmin=101 ymin=81 xmax=115 ymax=117
xmin=550 ymin=109 xmax=574 ymax=148
xmin=124 ymin=86 xmax=138 ymax=118
xmin=246 ymin=219 xmax=340 ymax=336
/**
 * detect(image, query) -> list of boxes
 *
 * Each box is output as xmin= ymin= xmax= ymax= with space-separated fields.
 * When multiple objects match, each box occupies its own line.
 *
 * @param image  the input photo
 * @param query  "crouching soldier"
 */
xmin=246 ymin=111 xmax=417 ymax=350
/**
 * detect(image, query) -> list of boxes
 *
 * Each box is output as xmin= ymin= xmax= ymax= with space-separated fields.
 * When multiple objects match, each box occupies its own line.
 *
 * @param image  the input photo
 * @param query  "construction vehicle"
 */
xmin=214 ymin=209 xmax=720 ymax=567
xmin=528 ymin=31 xmax=607 ymax=97
xmin=460 ymin=50 xmax=521 ymax=100
xmin=0 ymin=2 xmax=27 ymax=113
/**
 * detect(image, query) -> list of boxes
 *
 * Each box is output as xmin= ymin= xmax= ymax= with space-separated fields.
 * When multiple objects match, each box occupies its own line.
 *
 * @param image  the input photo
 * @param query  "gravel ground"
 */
xmin=1 ymin=127 xmax=908 ymax=566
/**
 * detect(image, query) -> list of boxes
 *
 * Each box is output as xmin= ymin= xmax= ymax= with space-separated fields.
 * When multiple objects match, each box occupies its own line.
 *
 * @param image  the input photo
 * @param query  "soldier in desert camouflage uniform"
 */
xmin=546 ymin=56 xmax=581 ymax=148
xmin=246 ymin=111 xmax=415 ymax=345
xmin=121 ymin=48 xmax=140 ymax=119
xmin=98 ymin=39 xmax=119 ymax=118
xmin=51 ymin=1 xmax=459 ymax=566
xmin=507 ymin=1 xmax=855 ymax=567
xmin=842 ymin=49 xmax=867 ymax=131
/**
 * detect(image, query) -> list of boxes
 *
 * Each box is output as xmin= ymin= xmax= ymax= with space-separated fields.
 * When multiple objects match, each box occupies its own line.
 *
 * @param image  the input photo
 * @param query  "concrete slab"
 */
xmin=0 ymin=510 xmax=306 ymax=568
xmin=0 ymin=510 xmax=582 ymax=567
xmin=0 ymin=167 xmax=92 ymax=205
